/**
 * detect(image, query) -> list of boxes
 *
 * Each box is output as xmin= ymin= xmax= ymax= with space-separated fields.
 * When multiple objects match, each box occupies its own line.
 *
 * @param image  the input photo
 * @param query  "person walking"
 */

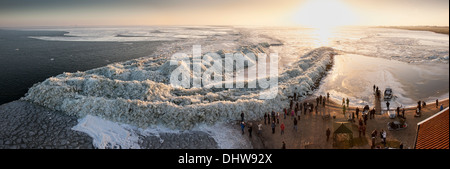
xmin=373 ymin=85 xmax=376 ymax=92
xmin=293 ymin=118 xmax=298 ymax=132
xmin=257 ymin=123 xmax=263 ymax=136
xmin=327 ymin=92 xmax=330 ymax=100
xmin=342 ymin=98 xmax=345 ymax=106
xmin=343 ymin=105 xmax=346 ymax=115
xmin=284 ymin=108 xmax=287 ymax=119
xmin=362 ymin=125 xmax=366 ymax=137
xmin=358 ymin=125 xmax=362 ymax=138
xmin=363 ymin=114 xmax=368 ymax=125
xmin=316 ymin=97 xmax=320 ymax=106
xmin=291 ymin=109 xmax=295 ymax=119
xmin=326 ymin=128 xmax=331 ymax=142
xmin=240 ymin=122 xmax=245 ymax=135
xmin=346 ymin=98 xmax=349 ymax=107
xmin=371 ymin=136 xmax=376 ymax=149
xmin=264 ymin=113 xmax=267 ymax=125
xmin=417 ymin=101 xmax=422 ymax=110
xmin=267 ymin=113 xmax=271 ymax=125
xmin=440 ymin=104 xmax=444 ymax=111
xmin=323 ymin=98 xmax=326 ymax=107
xmin=280 ymin=123 xmax=285 ymax=135
xmin=381 ymin=130 xmax=387 ymax=147
xmin=386 ymin=101 xmax=390 ymax=111
xmin=248 ymin=123 xmax=253 ymax=138
xmin=371 ymin=108 xmax=376 ymax=119
xmin=356 ymin=107 xmax=359 ymax=119
xmin=276 ymin=112 xmax=280 ymax=124
xmin=282 ymin=141 xmax=286 ymax=149
xmin=271 ymin=121 xmax=276 ymax=134
xmin=241 ymin=112 xmax=245 ymax=122
xmin=371 ymin=129 xmax=378 ymax=143
xmin=436 ymin=99 xmax=439 ymax=108
xmin=352 ymin=112 xmax=355 ymax=123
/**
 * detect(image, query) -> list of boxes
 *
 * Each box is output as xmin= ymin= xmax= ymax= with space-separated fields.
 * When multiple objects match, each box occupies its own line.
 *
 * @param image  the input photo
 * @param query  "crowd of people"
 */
xmin=237 ymin=86 xmax=445 ymax=149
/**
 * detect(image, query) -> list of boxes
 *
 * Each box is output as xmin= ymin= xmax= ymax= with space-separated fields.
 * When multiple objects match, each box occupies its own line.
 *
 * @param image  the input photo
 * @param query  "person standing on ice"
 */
xmin=436 ymin=99 xmax=439 ymax=108
xmin=386 ymin=101 xmax=390 ymax=111
xmin=342 ymin=98 xmax=345 ymax=106
xmin=241 ymin=112 xmax=245 ymax=122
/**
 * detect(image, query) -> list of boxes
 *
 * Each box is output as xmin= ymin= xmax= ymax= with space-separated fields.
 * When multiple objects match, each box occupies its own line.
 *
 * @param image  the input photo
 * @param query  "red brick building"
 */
xmin=414 ymin=107 xmax=449 ymax=149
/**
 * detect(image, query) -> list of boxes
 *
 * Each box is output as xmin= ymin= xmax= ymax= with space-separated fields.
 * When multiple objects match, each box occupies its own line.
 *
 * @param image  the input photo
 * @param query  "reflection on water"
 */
xmin=316 ymin=54 xmax=449 ymax=107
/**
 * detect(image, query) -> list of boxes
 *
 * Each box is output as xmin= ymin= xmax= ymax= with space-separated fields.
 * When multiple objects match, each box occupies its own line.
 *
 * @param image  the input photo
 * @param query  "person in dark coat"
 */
xmin=386 ymin=101 xmax=390 ymax=111
xmin=293 ymin=118 xmax=298 ymax=132
xmin=271 ymin=121 xmax=276 ymax=134
xmin=362 ymin=125 xmax=366 ymax=137
xmin=264 ymin=113 xmax=267 ymax=124
xmin=241 ymin=112 xmax=245 ymax=122
xmin=436 ymin=99 xmax=439 ymax=108
xmin=356 ymin=107 xmax=360 ymax=119
xmin=352 ymin=112 xmax=355 ymax=123
xmin=282 ymin=141 xmax=286 ymax=149
xmin=326 ymin=128 xmax=331 ymax=142
xmin=248 ymin=123 xmax=253 ymax=138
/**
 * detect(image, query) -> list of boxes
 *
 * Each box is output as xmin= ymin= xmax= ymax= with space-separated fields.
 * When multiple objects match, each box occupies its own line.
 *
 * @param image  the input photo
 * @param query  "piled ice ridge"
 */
xmin=23 ymin=43 xmax=337 ymax=130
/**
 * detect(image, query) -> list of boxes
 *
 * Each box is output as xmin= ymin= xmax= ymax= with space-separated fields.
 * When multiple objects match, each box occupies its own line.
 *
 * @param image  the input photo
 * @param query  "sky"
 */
xmin=0 ymin=0 xmax=448 ymax=27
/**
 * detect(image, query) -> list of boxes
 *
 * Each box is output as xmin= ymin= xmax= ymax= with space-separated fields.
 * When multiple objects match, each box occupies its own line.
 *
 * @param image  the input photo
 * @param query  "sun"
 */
xmin=292 ymin=0 xmax=359 ymax=29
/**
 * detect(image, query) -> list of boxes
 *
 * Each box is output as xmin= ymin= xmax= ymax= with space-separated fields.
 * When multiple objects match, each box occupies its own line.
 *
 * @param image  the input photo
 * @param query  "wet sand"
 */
xmin=241 ymin=96 xmax=449 ymax=149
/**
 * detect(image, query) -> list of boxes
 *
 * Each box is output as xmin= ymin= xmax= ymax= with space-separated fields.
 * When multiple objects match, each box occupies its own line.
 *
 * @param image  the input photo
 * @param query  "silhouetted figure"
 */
xmin=326 ymin=128 xmax=331 ymax=142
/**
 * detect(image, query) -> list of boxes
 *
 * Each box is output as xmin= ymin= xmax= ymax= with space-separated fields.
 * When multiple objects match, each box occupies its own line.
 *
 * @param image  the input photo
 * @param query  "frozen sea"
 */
xmin=1 ymin=26 xmax=448 ymax=148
